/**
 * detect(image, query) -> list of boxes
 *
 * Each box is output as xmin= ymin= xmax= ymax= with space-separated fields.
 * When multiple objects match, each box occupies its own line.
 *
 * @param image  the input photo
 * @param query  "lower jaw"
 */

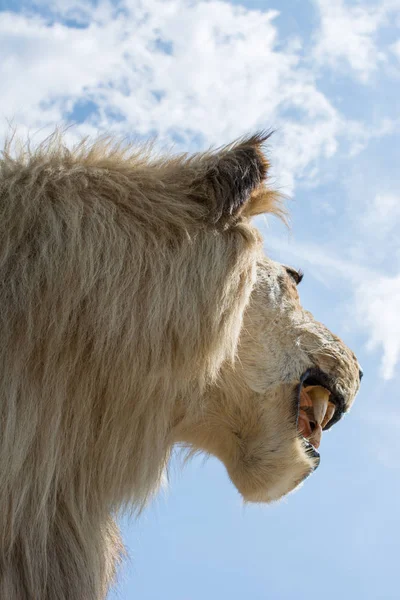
xmin=231 ymin=447 xmax=319 ymax=504
xmin=240 ymin=468 xmax=316 ymax=503
xmin=302 ymin=437 xmax=321 ymax=464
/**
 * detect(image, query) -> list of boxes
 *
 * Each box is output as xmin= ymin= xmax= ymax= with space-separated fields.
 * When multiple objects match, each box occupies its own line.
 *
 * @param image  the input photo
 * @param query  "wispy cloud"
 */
xmin=356 ymin=275 xmax=400 ymax=380
xmin=264 ymin=234 xmax=400 ymax=380
xmin=1 ymin=0 xmax=396 ymax=194
xmin=312 ymin=0 xmax=400 ymax=81
xmin=392 ymin=38 xmax=400 ymax=61
xmin=362 ymin=193 xmax=400 ymax=239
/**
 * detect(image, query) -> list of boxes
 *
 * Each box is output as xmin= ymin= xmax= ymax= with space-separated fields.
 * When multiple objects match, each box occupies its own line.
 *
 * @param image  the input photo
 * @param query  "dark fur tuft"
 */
xmin=191 ymin=131 xmax=275 ymax=224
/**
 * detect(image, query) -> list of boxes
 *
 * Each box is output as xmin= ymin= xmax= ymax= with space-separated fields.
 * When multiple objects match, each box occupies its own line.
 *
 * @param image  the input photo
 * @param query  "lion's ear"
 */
xmin=192 ymin=132 xmax=272 ymax=224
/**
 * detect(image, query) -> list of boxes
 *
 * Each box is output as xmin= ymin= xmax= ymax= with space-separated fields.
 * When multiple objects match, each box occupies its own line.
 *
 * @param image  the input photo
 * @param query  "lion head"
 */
xmin=0 ymin=131 xmax=361 ymax=599
xmin=174 ymin=255 xmax=361 ymax=502
xmin=165 ymin=132 xmax=362 ymax=504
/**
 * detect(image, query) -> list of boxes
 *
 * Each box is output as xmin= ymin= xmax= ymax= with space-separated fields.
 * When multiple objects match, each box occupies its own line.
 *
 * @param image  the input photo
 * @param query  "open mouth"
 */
xmin=297 ymin=368 xmax=346 ymax=452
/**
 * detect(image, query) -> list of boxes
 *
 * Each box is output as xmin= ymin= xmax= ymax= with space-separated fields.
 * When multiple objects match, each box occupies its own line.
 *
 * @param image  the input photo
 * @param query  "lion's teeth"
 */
xmin=321 ymin=402 xmax=336 ymax=428
xmin=312 ymin=398 xmax=327 ymax=425
xmin=308 ymin=387 xmax=330 ymax=425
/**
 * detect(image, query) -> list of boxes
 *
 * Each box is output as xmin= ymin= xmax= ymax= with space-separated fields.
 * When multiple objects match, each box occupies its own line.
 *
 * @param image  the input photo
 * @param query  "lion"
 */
xmin=0 ymin=131 xmax=361 ymax=599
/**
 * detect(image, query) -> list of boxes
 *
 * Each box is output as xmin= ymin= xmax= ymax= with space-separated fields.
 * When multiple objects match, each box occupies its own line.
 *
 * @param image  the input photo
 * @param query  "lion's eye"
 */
xmin=285 ymin=267 xmax=303 ymax=285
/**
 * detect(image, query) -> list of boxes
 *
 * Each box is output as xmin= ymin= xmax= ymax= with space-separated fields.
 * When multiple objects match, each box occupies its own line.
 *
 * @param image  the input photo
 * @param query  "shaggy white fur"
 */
xmin=0 ymin=132 xmax=360 ymax=599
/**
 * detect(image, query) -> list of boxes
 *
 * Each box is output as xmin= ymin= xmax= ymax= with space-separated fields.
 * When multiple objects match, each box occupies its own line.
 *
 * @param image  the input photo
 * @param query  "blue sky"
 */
xmin=1 ymin=0 xmax=400 ymax=598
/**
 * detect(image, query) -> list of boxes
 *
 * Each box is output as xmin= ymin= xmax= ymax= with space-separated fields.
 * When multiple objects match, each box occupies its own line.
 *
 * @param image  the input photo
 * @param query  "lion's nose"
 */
xmin=358 ymin=367 xmax=364 ymax=382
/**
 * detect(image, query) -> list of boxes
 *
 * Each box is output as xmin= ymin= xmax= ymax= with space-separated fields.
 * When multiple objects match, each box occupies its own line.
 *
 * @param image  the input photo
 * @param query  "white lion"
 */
xmin=0 ymin=132 xmax=361 ymax=599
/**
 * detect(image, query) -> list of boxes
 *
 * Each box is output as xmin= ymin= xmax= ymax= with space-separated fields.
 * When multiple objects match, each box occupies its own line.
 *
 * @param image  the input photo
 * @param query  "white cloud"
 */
xmin=391 ymin=38 xmax=400 ymax=61
xmin=356 ymin=275 xmax=400 ymax=380
xmin=312 ymin=0 xmax=400 ymax=82
xmin=0 ymin=0 xmax=388 ymax=194
xmin=362 ymin=193 xmax=400 ymax=238
xmin=0 ymin=8 xmax=123 ymax=135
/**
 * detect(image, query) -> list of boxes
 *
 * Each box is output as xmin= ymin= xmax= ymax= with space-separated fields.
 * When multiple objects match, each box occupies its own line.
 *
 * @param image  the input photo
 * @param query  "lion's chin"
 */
xmin=227 ymin=438 xmax=320 ymax=504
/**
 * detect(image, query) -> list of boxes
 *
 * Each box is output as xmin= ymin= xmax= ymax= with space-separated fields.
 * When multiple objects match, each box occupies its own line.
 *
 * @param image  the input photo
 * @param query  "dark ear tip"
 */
xmin=237 ymin=130 xmax=274 ymax=160
xmin=242 ymin=130 xmax=274 ymax=148
xmin=235 ymin=129 xmax=273 ymax=178
xmin=192 ymin=130 xmax=274 ymax=225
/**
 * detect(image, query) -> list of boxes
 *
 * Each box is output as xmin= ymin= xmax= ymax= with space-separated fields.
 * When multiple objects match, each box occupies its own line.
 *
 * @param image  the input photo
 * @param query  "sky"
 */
xmin=1 ymin=0 xmax=400 ymax=598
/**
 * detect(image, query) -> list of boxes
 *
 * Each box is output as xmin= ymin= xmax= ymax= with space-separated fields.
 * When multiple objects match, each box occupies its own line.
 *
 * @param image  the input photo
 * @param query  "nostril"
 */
xmin=359 ymin=367 xmax=364 ymax=382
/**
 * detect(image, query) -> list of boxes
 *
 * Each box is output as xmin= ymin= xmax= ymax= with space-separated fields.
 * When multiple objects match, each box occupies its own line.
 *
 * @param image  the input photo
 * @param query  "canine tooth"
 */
xmin=309 ymin=424 xmax=322 ymax=449
xmin=321 ymin=402 xmax=336 ymax=428
xmin=308 ymin=387 xmax=330 ymax=425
